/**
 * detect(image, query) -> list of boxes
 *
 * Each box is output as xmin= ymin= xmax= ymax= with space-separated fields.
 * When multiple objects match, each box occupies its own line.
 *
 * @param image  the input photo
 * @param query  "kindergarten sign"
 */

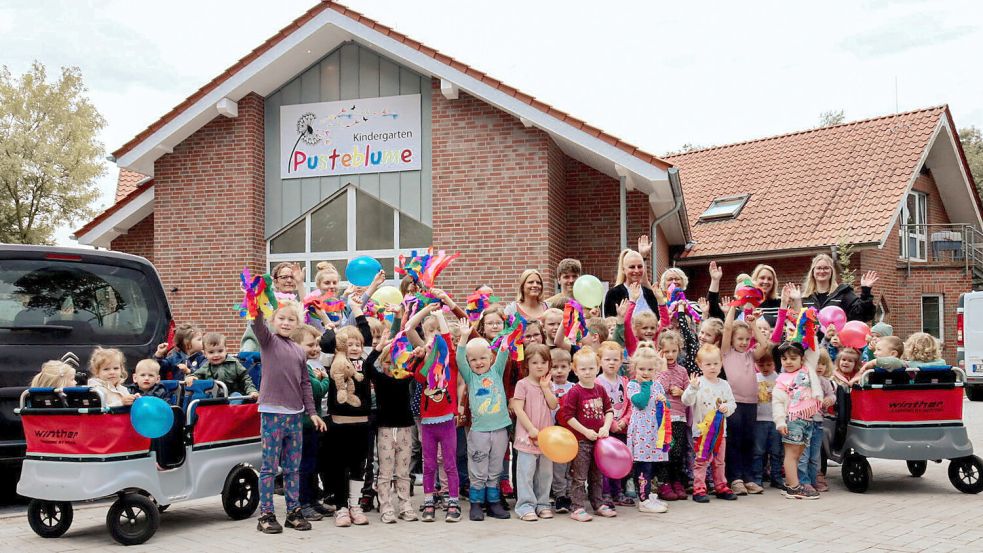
xmin=280 ymin=94 xmax=421 ymax=179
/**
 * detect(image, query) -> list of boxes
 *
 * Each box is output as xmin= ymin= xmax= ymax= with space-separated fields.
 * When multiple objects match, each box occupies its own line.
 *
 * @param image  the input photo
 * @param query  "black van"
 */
xmin=0 ymin=245 xmax=172 ymax=469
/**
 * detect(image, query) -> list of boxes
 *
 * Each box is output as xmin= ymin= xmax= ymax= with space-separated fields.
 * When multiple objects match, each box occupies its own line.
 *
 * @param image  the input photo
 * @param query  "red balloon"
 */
xmin=839 ymin=320 xmax=870 ymax=349
xmin=593 ymin=437 xmax=632 ymax=479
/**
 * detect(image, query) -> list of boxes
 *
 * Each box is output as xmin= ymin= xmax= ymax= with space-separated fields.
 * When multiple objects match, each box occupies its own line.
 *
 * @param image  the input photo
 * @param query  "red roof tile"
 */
xmin=111 ymin=0 xmax=670 ymax=172
xmin=116 ymin=169 xmax=149 ymax=201
xmin=667 ymin=106 xmax=946 ymax=260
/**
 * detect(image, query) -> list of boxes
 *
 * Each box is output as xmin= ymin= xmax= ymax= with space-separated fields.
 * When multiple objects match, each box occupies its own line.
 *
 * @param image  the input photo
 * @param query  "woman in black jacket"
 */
xmin=602 ymin=236 xmax=660 ymax=319
xmin=801 ymin=253 xmax=878 ymax=322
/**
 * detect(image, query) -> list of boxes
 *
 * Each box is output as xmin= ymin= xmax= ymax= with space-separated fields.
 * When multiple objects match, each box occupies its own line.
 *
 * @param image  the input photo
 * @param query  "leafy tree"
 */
xmin=959 ymin=126 xmax=983 ymax=197
xmin=0 ymin=61 xmax=105 ymax=244
xmin=664 ymin=142 xmax=705 ymax=157
xmin=818 ymin=110 xmax=845 ymax=128
xmin=836 ymin=236 xmax=856 ymax=286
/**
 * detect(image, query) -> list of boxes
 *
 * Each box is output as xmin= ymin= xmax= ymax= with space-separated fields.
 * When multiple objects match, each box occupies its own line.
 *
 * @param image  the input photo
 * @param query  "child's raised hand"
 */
xmin=615 ymin=298 xmax=629 ymax=321
xmin=372 ymin=270 xmax=386 ymax=287
xmin=154 ymin=343 xmax=169 ymax=358
xmin=627 ymin=282 xmax=642 ymax=302
xmin=539 ymin=374 xmax=551 ymax=390
xmin=688 ymin=373 xmax=700 ymax=389
xmin=697 ymin=296 xmax=709 ymax=314
xmin=788 ymin=284 xmax=802 ymax=302
xmin=709 ymin=261 xmax=723 ymax=282
xmin=654 ymin=285 xmax=666 ymax=305
xmin=432 ymin=287 xmax=450 ymax=303
xmin=719 ymin=296 xmax=732 ymax=311
xmin=746 ymin=310 xmax=758 ymax=324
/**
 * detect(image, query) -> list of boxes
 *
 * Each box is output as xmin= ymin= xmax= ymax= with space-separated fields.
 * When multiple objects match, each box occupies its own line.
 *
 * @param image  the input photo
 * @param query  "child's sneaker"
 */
xmin=256 ymin=512 xmax=282 ymax=534
xmin=614 ymin=493 xmax=635 ymax=506
xmin=692 ymin=494 xmax=709 ymax=503
xmin=715 ymin=490 xmax=738 ymax=501
xmin=334 ymin=507 xmax=352 ymax=527
xmin=815 ymin=476 xmax=829 ymax=493
xmin=554 ymin=496 xmax=571 ymax=513
xmin=638 ymin=497 xmax=668 ymax=513
xmin=500 ymin=479 xmax=515 ymax=499
xmin=312 ymin=501 xmax=335 ymax=515
xmin=300 ymin=505 xmax=323 ymax=521
xmin=672 ymin=481 xmax=688 ymax=499
xmin=730 ymin=479 xmax=748 ymax=496
xmin=421 ymin=502 xmax=436 ymax=522
xmin=770 ymin=479 xmax=786 ymax=490
xmin=596 ymin=505 xmax=617 ymax=518
xmin=358 ymin=493 xmax=375 ymax=513
xmin=284 ymin=508 xmax=312 ymax=531
xmin=349 ymin=505 xmax=369 ymax=525
xmin=802 ymin=484 xmax=818 ymax=495
xmin=445 ymin=501 xmax=461 ymax=523
xmin=398 ymin=509 xmax=418 ymax=522
xmin=569 ymin=508 xmax=593 ymax=522
xmin=783 ymin=485 xmax=820 ymax=500
xmin=657 ymin=483 xmax=678 ymax=501
xmin=744 ymin=482 xmax=765 ymax=494
xmin=380 ymin=510 xmax=397 ymax=524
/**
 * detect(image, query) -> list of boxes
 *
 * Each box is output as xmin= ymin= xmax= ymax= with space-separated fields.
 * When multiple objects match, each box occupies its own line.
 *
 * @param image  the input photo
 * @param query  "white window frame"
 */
xmin=920 ymin=294 xmax=944 ymax=341
xmin=900 ymin=191 xmax=928 ymax=261
xmin=699 ymin=194 xmax=749 ymax=222
xmin=267 ymin=185 xmax=432 ymax=292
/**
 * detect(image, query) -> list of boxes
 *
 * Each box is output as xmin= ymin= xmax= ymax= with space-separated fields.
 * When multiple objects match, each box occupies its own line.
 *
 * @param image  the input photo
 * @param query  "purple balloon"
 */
xmin=818 ymin=306 xmax=847 ymax=332
xmin=593 ymin=437 xmax=632 ymax=479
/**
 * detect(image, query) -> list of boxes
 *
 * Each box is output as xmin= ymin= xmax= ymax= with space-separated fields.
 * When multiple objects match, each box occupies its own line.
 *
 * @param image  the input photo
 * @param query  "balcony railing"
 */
xmin=899 ymin=224 xmax=983 ymax=279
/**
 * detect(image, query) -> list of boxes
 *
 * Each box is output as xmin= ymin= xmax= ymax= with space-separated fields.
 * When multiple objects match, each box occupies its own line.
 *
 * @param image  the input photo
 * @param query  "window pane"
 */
xmin=377 ymin=258 xmax=394 ymax=280
xmin=316 ymin=260 xmax=347 ymax=281
xmin=399 ymin=213 xmax=433 ymax=247
xmin=356 ymin=190 xmax=394 ymax=250
xmin=906 ymin=194 xmax=917 ymax=226
xmin=922 ymin=296 xmax=941 ymax=338
xmin=311 ymin=192 xmax=347 ymax=252
xmin=270 ymin=218 xmax=306 ymax=254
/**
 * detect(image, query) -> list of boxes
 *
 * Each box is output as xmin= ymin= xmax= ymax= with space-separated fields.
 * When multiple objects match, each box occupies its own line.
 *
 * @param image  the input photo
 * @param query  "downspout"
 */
xmin=650 ymin=167 xmax=683 ymax=278
xmin=619 ymin=175 xmax=628 ymax=251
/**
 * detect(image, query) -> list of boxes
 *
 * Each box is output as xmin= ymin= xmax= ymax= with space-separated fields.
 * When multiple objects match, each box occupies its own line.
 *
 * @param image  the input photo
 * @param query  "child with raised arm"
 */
xmin=253 ymin=300 xmax=327 ymax=534
xmin=557 ymin=349 xmax=616 ymax=522
xmin=720 ymin=304 xmax=770 ymax=495
xmin=627 ymin=344 xmax=670 ymax=514
xmin=455 ymin=317 xmax=511 ymax=521
xmin=772 ymin=342 xmax=823 ymax=500
xmin=511 ymin=343 xmax=559 ymax=521
xmin=682 ymin=344 xmax=737 ymax=503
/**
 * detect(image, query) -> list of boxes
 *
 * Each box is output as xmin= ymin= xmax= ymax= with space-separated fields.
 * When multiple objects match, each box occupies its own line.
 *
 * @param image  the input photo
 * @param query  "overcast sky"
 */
xmin=2 ymin=0 xmax=981 ymax=245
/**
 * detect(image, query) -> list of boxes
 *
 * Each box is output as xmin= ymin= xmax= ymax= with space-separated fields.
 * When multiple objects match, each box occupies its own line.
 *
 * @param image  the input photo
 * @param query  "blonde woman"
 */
xmin=801 ymin=253 xmax=877 ymax=322
xmin=603 ymin=235 xmax=660 ymax=318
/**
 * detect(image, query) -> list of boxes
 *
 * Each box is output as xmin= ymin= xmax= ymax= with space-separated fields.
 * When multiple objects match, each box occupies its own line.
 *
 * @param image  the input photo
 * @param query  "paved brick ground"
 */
xmin=3 ymin=401 xmax=983 ymax=552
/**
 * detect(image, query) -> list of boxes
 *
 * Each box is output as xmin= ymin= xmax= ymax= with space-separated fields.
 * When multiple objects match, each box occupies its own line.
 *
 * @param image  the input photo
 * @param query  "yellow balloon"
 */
xmin=372 ymin=285 xmax=403 ymax=307
xmin=538 ymin=426 xmax=579 ymax=463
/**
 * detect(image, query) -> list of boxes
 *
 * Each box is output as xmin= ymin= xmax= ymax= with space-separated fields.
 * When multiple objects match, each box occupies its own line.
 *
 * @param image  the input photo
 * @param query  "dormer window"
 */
xmin=699 ymin=194 xmax=749 ymax=221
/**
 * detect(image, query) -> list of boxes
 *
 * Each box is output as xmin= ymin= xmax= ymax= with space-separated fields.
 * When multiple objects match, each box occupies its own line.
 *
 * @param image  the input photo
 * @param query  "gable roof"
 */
xmin=115 ymin=169 xmax=150 ymax=201
xmin=667 ymin=105 xmax=983 ymax=261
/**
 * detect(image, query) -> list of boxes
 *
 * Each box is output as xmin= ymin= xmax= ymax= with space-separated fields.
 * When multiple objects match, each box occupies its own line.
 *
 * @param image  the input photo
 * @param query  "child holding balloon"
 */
xmin=557 ymin=348 xmax=615 ymax=522
xmin=596 ymin=341 xmax=633 ymax=506
xmin=682 ymin=344 xmax=737 ymax=503
xmin=511 ymin=344 xmax=559 ymax=521
xmin=626 ymin=344 xmax=671 ymax=513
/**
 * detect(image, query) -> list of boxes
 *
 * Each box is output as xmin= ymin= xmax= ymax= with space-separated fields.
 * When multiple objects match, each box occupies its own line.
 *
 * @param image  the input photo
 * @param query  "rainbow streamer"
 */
xmin=655 ymin=399 xmax=673 ymax=450
xmin=302 ymin=290 xmax=345 ymax=324
xmin=236 ymin=268 xmax=278 ymax=319
xmin=395 ymin=247 xmax=460 ymax=289
xmin=389 ymin=332 xmax=420 ymax=380
xmin=492 ymin=313 xmax=526 ymax=361
xmin=792 ymin=306 xmax=820 ymax=351
xmin=465 ymin=292 xmax=499 ymax=322
xmin=729 ymin=278 xmax=764 ymax=308
xmin=695 ymin=408 xmax=726 ymax=462
xmin=420 ymin=334 xmax=452 ymax=401
xmin=667 ymin=283 xmax=701 ymax=323
xmin=562 ymin=299 xmax=587 ymax=341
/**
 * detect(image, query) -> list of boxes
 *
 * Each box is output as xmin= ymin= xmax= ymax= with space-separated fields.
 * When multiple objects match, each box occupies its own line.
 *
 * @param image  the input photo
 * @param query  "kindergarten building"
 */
xmin=74 ymin=1 xmax=982 ymax=363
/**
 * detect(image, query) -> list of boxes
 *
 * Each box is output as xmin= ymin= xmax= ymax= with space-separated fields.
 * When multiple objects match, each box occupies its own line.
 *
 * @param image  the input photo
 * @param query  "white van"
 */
xmin=957 ymin=291 xmax=983 ymax=401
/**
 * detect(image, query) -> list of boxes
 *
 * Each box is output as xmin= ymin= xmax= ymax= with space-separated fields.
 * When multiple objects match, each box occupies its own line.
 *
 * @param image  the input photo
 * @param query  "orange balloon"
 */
xmin=538 ymin=426 xmax=579 ymax=463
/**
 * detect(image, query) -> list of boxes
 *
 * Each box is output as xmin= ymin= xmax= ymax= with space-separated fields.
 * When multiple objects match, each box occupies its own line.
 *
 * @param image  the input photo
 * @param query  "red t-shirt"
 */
xmin=557 ymin=383 xmax=613 ymax=441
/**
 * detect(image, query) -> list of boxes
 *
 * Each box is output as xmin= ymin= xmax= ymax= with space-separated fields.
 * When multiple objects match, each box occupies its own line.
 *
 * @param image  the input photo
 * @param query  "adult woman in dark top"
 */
xmin=705 ymin=262 xmax=783 ymax=325
xmin=602 ymin=236 xmax=659 ymax=318
xmin=801 ymin=253 xmax=878 ymax=322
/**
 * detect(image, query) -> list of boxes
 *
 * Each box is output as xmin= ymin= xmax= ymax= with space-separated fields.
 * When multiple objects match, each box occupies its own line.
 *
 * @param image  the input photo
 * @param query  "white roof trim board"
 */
xmin=73 ymin=186 xmax=155 ymax=248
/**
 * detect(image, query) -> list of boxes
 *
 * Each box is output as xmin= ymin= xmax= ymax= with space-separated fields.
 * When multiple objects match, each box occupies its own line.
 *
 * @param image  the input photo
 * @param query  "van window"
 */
xmin=0 ymin=260 xmax=161 ymax=346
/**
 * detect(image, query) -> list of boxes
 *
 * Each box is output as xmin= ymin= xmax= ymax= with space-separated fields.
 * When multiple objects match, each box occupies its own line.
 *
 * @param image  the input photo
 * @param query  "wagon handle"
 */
xmin=858 ymin=366 xmax=966 ymax=388
xmin=17 ymin=386 xmax=108 ymax=413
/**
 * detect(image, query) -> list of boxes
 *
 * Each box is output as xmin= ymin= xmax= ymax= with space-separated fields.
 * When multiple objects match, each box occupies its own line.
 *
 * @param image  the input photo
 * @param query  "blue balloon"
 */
xmin=130 ymin=396 xmax=174 ymax=439
xmin=347 ymin=256 xmax=382 ymax=286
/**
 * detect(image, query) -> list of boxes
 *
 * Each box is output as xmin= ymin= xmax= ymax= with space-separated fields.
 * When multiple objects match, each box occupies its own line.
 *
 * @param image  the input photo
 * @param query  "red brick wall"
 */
xmin=111 ymin=213 xmax=155 ymax=265
xmin=430 ymin=81 xmax=554 ymax=300
xmin=544 ymin=139 xmax=568 ymax=296
xmin=149 ymin=93 xmax=267 ymax=350
xmin=564 ymin=158 xmax=650 ymax=285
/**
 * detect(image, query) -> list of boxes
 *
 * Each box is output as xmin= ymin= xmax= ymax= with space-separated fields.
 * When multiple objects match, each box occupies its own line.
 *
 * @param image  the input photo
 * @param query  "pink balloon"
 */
xmin=839 ymin=320 xmax=871 ymax=349
xmin=818 ymin=306 xmax=847 ymax=332
xmin=593 ymin=437 xmax=632 ymax=479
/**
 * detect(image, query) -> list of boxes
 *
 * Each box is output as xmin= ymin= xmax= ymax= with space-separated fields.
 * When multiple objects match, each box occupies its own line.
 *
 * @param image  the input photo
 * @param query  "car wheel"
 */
xmin=27 ymin=499 xmax=73 ymax=538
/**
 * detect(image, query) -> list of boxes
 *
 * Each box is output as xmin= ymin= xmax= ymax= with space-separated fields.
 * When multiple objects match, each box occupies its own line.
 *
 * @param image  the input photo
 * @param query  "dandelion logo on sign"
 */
xmin=280 ymin=94 xmax=422 ymax=179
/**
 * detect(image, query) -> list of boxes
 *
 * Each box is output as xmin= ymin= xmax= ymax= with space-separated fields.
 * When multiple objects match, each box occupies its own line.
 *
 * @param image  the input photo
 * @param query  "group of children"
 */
xmin=30 ymin=251 xmax=952 ymax=533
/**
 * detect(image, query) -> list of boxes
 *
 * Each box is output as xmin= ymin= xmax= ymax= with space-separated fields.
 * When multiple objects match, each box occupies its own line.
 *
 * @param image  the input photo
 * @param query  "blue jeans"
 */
xmin=797 ymin=420 xmax=823 ymax=486
xmin=751 ymin=420 xmax=783 ymax=486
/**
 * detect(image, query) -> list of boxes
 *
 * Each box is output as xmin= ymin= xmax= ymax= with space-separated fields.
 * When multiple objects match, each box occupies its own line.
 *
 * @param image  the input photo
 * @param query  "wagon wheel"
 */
xmin=948 ymin=456 xmax=983 ymax=494
xmin=27 ymin=499 xmax=73 ymax=538
xmin=106 ymin=493 xmax=160 ymax=546
xmin=841 ymin=454 xmax=871 ymax=493
xmin=906 ymin=460 xmax=927 ymax=477
xmin=222 ymin=465 xmax=260 ymax=520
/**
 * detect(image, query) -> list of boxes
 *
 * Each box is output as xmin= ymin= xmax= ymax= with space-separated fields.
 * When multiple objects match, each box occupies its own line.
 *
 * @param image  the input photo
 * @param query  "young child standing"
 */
xmin=549 ymin=348 xmax=574 ymax=513
xmin=682 ymin=344 xmax=737 ymax=503
xmin=772 ymin=341 xmax=823 ymax=500
xmin=289 ymin=325 xmax=331 ymax=521
xmin=626 ymin=345 xmax=670 ymax=514
xmin=655 ymin=331 xmax=690 ymax=501
xmin=596 ymin=341 xmax=632 ymax=506
xmin=511 ymin=344 xmax=559 ymax=521
xmin=455 ymin=319 xmax=511 ymax=521
xmin=557 ymin=349 xmax=615 ymax=522
xmin=799 ymin=350 xmax=835 ymax=493
xmin=87 ymin=347 xmax=135 ymax=407
xmin=751 ymin=349 xmax=784 ymax=491
xmin=721 ymin=306 xmax=770 ymax=495
xmin=253 ymin=301 xmax=326 ymax=534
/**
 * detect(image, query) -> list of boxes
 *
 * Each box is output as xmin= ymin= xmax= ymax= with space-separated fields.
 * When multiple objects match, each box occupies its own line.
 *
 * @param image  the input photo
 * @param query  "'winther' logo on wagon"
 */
xmin=888 ymin=400 xmax=943 ymax=414
xmin=34 ymin=429 xmax=79 ymax=443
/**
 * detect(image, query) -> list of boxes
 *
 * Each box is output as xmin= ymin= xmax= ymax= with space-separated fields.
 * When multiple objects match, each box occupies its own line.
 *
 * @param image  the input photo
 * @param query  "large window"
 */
xmin=267 ymin=186 xmax=432 ymax=289
xmin=900 ymin=191 xmax=927 ymax=260
xmin=921 ymin=295 xmax=943 ymax=340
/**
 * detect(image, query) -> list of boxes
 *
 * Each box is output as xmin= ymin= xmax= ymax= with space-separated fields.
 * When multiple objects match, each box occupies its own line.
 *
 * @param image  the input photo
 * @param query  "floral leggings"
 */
xmin=259 ymin=412 xmax=303 ymax=515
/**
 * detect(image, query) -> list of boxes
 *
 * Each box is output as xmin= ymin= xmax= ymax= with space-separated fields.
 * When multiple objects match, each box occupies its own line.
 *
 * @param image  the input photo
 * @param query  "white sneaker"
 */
xmin=638 ymin=497 xmax=668 ymax=514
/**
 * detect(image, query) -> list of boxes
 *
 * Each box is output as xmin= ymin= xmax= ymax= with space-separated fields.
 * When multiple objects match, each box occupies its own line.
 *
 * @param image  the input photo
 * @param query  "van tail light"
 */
xmin=166 ymin=319 xmax=176 ymax=350
xmin=957 ymin=312 xmax=964 ymax=347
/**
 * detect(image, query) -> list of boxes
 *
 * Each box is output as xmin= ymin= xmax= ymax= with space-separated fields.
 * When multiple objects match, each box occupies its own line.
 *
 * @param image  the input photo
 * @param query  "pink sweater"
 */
xmin=656 ymin=362 xmax=689 ymax=421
